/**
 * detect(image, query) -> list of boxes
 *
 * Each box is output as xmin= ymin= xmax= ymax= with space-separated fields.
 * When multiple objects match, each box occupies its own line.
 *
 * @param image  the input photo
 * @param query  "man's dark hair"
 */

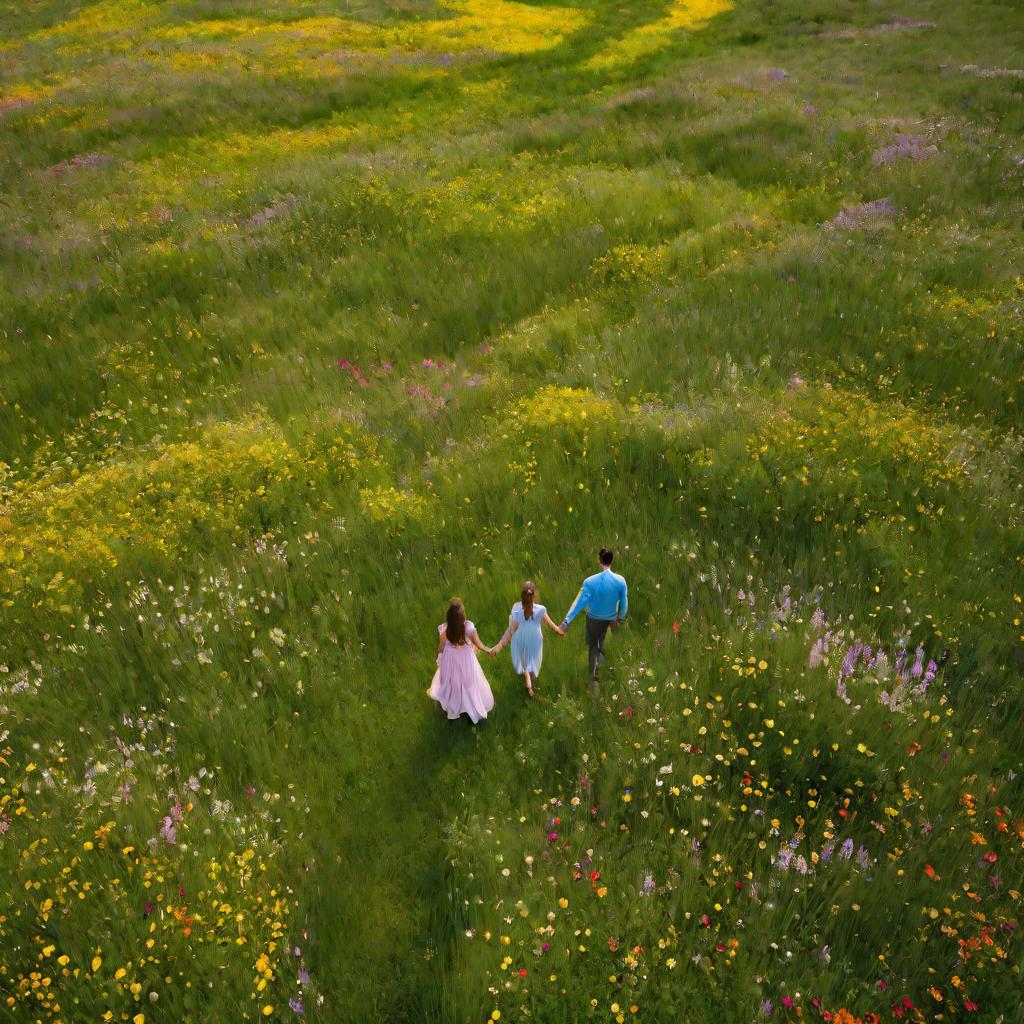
xmin=599 ymin=547 xmax=614 ymax=566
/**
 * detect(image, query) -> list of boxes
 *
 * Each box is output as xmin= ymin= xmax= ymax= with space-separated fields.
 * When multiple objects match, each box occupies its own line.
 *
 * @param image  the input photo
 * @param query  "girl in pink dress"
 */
xmin=428 ymin=598 xmax=496 ymax=723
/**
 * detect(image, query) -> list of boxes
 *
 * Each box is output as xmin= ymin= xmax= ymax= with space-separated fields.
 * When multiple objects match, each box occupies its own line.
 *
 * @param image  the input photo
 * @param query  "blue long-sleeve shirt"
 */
xmin=563 ymin=568 xmax=628 ymax=625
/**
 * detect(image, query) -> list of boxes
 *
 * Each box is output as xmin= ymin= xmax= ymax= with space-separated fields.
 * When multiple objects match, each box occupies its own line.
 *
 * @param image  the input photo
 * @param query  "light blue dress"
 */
xmin=509 ymin=602 xmax=545 ymax=676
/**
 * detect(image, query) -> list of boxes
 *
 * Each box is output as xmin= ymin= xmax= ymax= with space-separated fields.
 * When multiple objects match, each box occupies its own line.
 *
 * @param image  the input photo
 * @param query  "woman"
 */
xmin=491 ymin=581 xmax=564 ymax=698
xmin=428 ymin=598 xmax=496 ymax=723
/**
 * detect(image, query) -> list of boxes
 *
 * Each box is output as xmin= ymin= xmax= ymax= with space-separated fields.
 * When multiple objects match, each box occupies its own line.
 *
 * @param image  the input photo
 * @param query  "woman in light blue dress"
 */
xmin=490 ymin=582 xmax=565 ymax=698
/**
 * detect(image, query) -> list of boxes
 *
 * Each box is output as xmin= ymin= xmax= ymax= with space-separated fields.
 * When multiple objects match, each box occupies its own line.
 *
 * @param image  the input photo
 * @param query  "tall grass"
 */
xmin=1 ymin=0 xmax=1023 ymax=1021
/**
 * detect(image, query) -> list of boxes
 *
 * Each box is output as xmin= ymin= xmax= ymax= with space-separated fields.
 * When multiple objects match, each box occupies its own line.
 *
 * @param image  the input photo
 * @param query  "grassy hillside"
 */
xmin=1 ymin=0 xmax=1023 ymax=1021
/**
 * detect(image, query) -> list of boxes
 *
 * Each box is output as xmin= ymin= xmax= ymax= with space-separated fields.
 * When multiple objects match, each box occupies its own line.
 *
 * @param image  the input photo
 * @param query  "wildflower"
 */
xmin=159 ymin=816 xmax=177 ymax=845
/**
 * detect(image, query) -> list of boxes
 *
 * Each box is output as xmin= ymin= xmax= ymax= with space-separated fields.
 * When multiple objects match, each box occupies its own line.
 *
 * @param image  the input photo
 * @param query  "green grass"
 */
xmin=1 ymin=0 xmax=1023 ymax=1021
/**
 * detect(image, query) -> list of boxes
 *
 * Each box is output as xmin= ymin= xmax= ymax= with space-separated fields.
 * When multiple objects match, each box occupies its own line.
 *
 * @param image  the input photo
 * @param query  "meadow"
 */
xmin=1 ymin=0 xmax=1023 ymax=1021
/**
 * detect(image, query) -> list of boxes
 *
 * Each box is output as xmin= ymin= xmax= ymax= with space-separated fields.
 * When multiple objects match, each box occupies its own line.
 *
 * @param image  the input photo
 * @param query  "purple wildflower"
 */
xmin=840 ymin=643 xmax=861 ymax=678
xmin=809 ymin=638 xmax=824 ymax=668
xmin=159 ymin=816 xmax=177 ymax=845
xmin=911 ymin=646 xmax=925 ymax=678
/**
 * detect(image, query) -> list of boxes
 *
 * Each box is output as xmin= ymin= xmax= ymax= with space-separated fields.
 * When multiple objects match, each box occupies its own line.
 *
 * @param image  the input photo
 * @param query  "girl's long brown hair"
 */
xmin=446 ymin=598 xmax=467 ymax=645
xmin=521 ymin=581 xmax=536 ymax=620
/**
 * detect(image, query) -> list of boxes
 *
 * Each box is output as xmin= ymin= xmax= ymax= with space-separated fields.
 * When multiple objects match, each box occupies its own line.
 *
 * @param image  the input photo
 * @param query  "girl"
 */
xmin=491 ymin=581 xmax=564 ymax=698
xmin=428 ymin=598 xmax=495 ymax=723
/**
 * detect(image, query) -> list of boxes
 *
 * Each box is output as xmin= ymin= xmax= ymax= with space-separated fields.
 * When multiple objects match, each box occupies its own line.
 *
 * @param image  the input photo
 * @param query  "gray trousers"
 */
xmin=586 ymin=616 xmax=613 ymax=681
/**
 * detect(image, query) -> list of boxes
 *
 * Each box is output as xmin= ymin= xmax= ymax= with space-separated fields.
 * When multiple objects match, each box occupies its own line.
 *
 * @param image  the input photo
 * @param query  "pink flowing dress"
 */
xmin=429 ymin=621 xmax=495 ymax=723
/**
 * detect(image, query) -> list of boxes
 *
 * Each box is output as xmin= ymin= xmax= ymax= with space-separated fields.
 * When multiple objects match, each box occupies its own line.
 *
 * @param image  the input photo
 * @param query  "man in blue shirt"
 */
xmin=560 ymin=548 xmax=628 ymax=686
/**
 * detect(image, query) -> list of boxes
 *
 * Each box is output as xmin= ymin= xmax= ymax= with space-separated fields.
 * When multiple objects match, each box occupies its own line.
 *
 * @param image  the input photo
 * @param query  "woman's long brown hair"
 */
xmin=446 ymin=598 xmax=467 ymax=645
xmin=521 ymin=581 xmax=536 ymax=620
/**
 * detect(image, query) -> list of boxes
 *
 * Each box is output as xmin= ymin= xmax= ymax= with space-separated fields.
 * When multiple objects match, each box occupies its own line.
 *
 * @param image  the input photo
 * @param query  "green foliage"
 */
xmin=1 ymin=0 xmax=1023 ymax=1022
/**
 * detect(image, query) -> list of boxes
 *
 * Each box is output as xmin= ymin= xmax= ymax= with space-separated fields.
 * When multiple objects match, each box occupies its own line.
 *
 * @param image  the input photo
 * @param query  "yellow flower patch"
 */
xmin=586 ymin=0 xmax=732 ymax=70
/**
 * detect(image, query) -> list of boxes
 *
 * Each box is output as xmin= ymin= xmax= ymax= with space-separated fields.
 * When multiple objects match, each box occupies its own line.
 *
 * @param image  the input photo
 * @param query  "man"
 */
xmin=560 ymin=548 xmax=628 ymax=687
